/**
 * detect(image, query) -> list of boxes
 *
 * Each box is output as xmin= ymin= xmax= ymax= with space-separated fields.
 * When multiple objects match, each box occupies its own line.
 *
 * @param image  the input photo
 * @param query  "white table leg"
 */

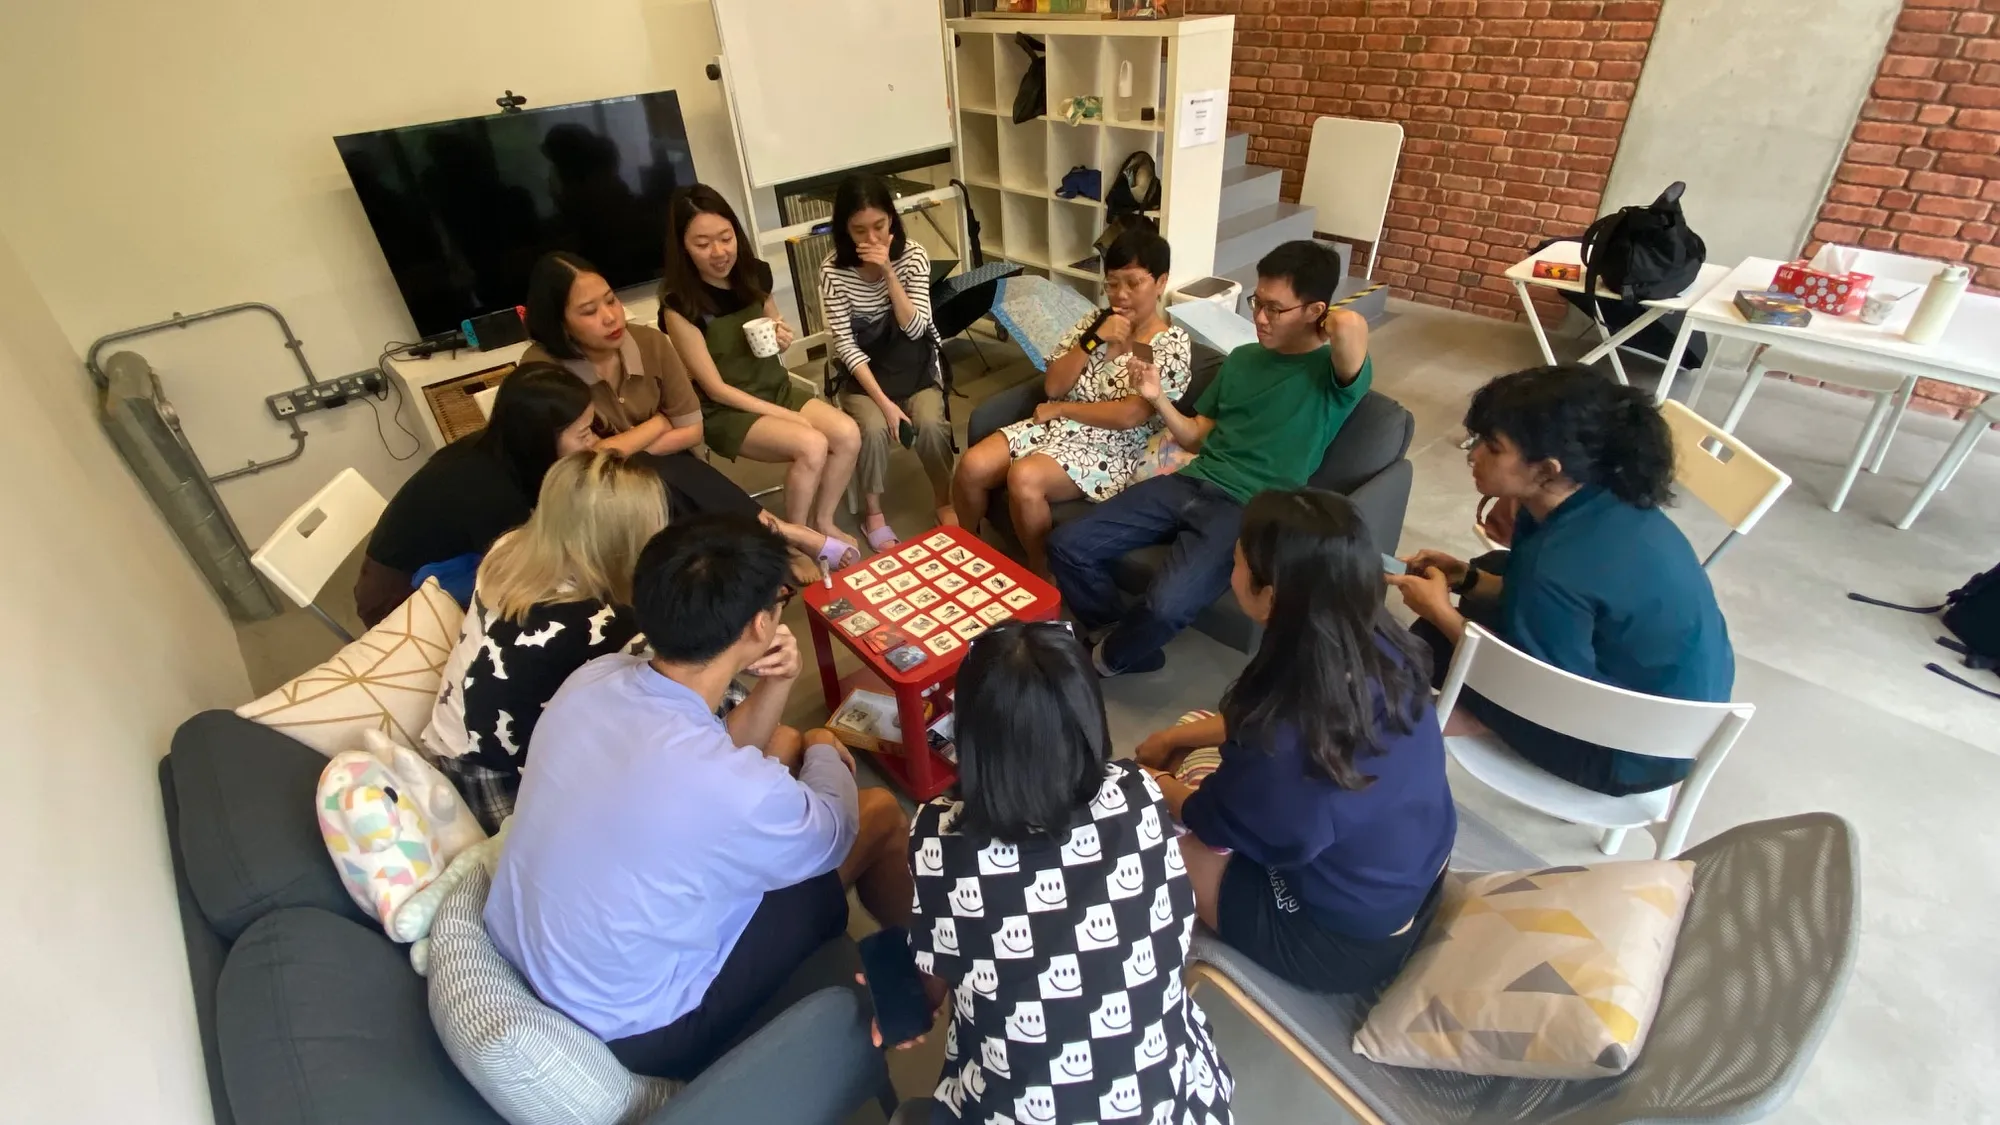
xmin=1832 ymin=390 xmax=1896 ymax=513
xmin=1591 ymin=318 xmax=1631 ymax=385
xmin=1895 ymin=406 xmax=1987 ymax=529
xmin=1868 ymin=375 xmax=1917 ymax=474
xmin=1652 ymin=317 xmax=1698 ymax=406
xmin=1513 ymin=280 xmax=1557 ymax=366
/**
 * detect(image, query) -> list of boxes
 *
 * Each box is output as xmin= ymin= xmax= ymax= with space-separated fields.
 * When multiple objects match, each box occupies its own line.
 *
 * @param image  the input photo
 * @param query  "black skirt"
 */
xmin=1216 ymin=858 xmax=1444 ymax=994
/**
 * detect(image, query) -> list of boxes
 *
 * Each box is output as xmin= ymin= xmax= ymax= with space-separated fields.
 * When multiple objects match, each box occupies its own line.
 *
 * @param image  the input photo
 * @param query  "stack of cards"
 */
xmin=818 ymin=532 xmax=1043 ymax=674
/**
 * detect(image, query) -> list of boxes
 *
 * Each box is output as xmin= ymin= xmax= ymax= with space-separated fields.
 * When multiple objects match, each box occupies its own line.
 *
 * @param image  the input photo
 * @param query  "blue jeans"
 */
xmin=1047 ymin=473 xmax=1245 ymax=672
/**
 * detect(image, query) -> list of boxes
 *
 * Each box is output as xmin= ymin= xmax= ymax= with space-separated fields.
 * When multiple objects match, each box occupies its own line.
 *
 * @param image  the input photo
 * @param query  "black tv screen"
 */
xmin=335 ymin=91 xmax=695 ymax=337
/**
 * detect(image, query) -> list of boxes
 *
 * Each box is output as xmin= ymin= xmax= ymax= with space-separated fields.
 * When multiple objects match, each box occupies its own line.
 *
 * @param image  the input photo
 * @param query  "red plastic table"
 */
xmin=801 ymin=525 xmax=1062 ymax=802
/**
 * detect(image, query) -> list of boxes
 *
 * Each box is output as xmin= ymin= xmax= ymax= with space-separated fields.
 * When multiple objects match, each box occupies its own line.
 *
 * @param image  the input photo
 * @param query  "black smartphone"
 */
xmin=898 ymin=419 xmax=917 ymax=448
xmin=858 ymin=927 xmax=933 ymax=1046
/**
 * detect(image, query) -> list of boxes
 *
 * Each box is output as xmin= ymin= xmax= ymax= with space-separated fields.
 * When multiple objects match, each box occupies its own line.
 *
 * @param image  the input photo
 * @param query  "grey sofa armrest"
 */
xmin=967 ymin=377 xmax=1046 ymax=448
xmin=1346 ymin=458 xmax=1414 ymax=560
xmin=644 ymin=986 xmax=887 ymax=1125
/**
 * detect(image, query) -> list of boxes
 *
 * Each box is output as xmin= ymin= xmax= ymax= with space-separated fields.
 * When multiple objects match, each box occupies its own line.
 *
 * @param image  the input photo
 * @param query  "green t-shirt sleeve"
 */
xmin=1193 ymin=352 xmax=1233 ymax=417
xmin=1339 ymin=355 xmax=1374 ymax=400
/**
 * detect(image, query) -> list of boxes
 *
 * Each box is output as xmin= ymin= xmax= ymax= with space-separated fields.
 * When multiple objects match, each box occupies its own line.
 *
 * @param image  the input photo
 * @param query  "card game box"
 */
xmin=1733 ymin=289 xmax=1813 ymax=328
xmin=1531 ymin=260 xmax=1581 ymax=281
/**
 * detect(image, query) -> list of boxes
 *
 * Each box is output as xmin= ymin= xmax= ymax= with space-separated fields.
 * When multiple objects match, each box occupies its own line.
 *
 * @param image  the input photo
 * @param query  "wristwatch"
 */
xmin=1453 ymin=566 xmax=1482 ymax=597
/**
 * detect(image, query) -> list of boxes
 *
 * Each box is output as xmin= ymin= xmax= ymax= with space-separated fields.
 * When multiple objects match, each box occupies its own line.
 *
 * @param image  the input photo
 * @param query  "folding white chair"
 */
xmin=1299 ymin=117 xmax=1404 ymax=279
xmin=1660 ymin=399 xmax=1791 ymax=566
xmin=1897 ymin=395 xmax=1998 ymax=529
xmin=1437 ymin=622 xmax=1754 ymax=857
xmin=251 ymin=468 xmax=387 ymax=642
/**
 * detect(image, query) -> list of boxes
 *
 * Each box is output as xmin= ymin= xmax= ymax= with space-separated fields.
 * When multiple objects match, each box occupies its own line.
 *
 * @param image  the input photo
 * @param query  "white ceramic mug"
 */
xmin=742 ymin=316 xmax=781 ymax=358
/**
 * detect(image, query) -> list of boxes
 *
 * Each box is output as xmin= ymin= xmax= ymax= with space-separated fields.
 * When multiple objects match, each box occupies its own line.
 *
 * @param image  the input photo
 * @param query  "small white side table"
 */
xmin=1503 ymin=243 xmax=1730 ymax=387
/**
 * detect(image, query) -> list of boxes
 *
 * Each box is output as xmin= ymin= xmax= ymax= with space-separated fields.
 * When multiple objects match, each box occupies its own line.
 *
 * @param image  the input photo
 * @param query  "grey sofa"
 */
xmin=967 ymin=341 xmax=1416 ymax=652
xmin=160 ymin=710 xmax=889 ymax=1125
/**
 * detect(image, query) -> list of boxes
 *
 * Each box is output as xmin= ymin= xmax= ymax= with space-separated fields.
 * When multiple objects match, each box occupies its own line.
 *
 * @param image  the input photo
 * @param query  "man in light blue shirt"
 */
xmin=486 ymin=513 xmax=913 ymax=1080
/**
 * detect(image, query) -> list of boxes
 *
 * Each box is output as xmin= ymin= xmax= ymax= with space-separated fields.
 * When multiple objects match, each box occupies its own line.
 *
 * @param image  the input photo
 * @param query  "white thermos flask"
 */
xmin=1904 ymin=263 xmax=1970 ymax=345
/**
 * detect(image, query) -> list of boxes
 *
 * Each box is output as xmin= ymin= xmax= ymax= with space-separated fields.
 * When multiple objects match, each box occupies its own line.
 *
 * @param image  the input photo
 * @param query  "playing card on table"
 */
xmin=870 ymin=556 xmax=903 ymax=575
xmin=822 ymin=598 xmax=857 ymax=620
xmin=977 ymin=602 xmax=1012 ymax=625
xmin=843 ymin=570 xmax=875 ymax=590
xmin=887 ymin=572 xmax=920 ymax=593
xmin=885 ymin=644 xmax=928 ymax=672
xmin=923 ymin=532 xmax=955 ymax=550
xmin=908 ymin=587 xmax=942 ymax=609
xmin=962 ymin=557 xmax=994 ymax=578
xmin=933 ymin=603 xmax=967 ymax=625
xmin=865 ymin=625 xmax=912 ymax=654
xmin=880 ymin=599 xmax=916 ymax=622
xmin=1002 ymin=587 xmax=1038 ymax=610
xmin=942 ymin=546 xmax=973 ymax=565
xmin=897 ymin=544 xmax=932 ymax=563
xmin=956 ymin=586 xmax=992 ymax=609
xmin=981 ymin=573 xmax=1016 ymax=594
xmin=936 ymin=573 xmax=968 ymax=593
xmin=840 ymin=611 xmax=880 ymax=636
xmin=901 ymin=614 xmax=941 ymax=638
xmin=862 ymin=582 xmax=896 ymax=605
xmin=924 ymin=632 xmax=963 ymax=656
xmin=951 ymin=617 xmax=988 ymax=640
xmin=915 ymin=559 xmax=948 ymax=579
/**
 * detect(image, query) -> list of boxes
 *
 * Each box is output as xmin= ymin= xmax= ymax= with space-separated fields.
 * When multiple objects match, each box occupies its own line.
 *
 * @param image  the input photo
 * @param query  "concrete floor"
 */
xmin=238 ymin=306 xmax=2000 ymax=1125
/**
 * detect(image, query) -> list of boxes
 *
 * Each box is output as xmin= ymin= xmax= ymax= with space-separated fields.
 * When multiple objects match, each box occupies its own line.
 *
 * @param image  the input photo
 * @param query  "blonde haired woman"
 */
xmin=423 ymin=451 xmax=669 ymax=830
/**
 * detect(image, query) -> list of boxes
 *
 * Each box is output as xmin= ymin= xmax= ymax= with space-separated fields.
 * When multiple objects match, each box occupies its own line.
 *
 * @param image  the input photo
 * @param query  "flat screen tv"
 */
xmin=335 ymin=91 xmax=695 ymax=337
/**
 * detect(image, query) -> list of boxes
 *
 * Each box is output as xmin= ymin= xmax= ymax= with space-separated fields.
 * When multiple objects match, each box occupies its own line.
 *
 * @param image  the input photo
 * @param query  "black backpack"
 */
xmin=1850 ymin=564 xmax=2000 ymax=699
xmin=1580 ymin=181 xmax=1706 ymax=303
xmin=1093 ymin=150 xmax=1161 ymax=255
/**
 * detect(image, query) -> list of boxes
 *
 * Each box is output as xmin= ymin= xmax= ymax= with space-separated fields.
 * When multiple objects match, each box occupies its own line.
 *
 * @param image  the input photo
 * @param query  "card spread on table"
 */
xmin=981 ymin=573 xmax=1016 ymax=594
xmin=823 ymin=598 xmax=857 ymax=620
xmin=933 ymin=603 xmax=967 ymax=624
xmin=862 ymin=583 xmax=896 ymax=605
xmin=843 ymin=570 xmax=875 ymax=590
xmin=880 ymin=599 xmax=915 ymax=622
xmin=1002 ymin=587 xmax=1038 ymax=610
xmin=885 ymin=644 xmax=927 ymax=672
xmin=962 ymin=557 xmax=994 ymax=578
xmin=942 ymin=546 xmax=973 ymax=565
xmin=888 ymin=572 xmax=921 ymax=592
xmin=956 ymin=586 xmax=992 ymax=609
xmin=915 ymin=559 xmax=948 ymax=579
xmin=908 ymin=587 xmax=942 ymax=609
xmin=923 ymin=532 xmax=955 ymax=550
xmin=925 ymin=632 xmax=963 ymax=656
xmin=870 ymin=556 xmax=903 ymax=575
xmin=865 ymin=625 xmax=911 ymax=654
xmin=897 ymin=544 xmax=932 ymax=563
xmin=840 ymin=611 xmax=880 ymax=635
xmin=977 ymin=602 xmax=1012 ymax=624
xmin=951 ymin=617 xmax=988 ymax=640
xmin=903 ymin=614 xmax=941 ymax=638
xmin=936 ymin=573 xmax=968 ymax=593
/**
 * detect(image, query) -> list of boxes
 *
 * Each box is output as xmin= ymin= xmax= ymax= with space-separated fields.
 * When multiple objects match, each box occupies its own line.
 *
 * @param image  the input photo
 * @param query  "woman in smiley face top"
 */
xmin=903 ymin=621 xmax=1232 ymax=1125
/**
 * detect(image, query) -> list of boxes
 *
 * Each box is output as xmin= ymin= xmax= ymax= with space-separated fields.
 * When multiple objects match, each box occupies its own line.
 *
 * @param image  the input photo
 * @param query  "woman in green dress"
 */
xmin=658 ymin=184 xmax=860 ymax=558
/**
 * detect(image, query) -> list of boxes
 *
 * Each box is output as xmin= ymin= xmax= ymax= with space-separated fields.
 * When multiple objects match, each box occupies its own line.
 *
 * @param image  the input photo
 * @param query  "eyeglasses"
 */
xmin=1457 ymin=434 xmax=1481 ymax=451
xmin=771 ymin=584 xmax=797 ymax=612
xmin=1246 ymin=295 xmax=1313 ymax=318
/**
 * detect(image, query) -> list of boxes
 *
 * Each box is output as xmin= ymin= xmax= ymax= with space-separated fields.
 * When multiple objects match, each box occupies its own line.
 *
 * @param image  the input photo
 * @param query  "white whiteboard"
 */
xmin=711 ymin=0 xmax=954 ymax=188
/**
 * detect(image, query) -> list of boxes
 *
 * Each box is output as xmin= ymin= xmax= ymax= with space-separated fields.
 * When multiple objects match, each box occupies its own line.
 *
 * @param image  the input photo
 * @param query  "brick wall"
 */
xmin=1179 ymin=0 xmax=1659 ymax=322
xmin=1807 ymin=0 xmax=1998 ymax=419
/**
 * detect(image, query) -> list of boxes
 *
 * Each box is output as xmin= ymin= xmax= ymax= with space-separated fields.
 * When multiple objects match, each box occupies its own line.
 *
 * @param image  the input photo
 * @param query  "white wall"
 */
xmin=0 ymin=232 xmax=251 ymax=1124
xmin=1602 ymin=0 xmax=1901 ymax=265
xmin=0 ymin=0 xmax=750 ymax=545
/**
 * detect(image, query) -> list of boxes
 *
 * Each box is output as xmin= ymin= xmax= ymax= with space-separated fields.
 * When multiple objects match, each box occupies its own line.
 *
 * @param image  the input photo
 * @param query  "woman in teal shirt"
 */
xmin=1389 ymin=365 xmax=1733 ymax=796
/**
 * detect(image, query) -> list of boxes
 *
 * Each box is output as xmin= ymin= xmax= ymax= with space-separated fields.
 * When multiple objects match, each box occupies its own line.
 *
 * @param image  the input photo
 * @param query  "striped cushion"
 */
xmin=427 ymin=867 xmax=680 ymax=1125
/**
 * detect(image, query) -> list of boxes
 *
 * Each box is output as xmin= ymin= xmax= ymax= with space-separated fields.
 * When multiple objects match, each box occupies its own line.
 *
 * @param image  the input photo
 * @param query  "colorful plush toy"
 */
xmin=317 ymin=730 xmax=487 ymax=946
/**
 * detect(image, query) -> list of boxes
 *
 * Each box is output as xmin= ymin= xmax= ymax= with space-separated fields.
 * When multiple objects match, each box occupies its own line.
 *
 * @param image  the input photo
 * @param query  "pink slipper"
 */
xmin=815 ymin=535 xmax=859 ymax=573
xmin=864 ymin=521 xmax=900 ymax=553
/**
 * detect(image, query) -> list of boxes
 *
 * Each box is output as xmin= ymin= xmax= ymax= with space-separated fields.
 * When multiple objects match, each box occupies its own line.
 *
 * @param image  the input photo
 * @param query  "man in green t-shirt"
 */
xmin=1048 ymin=241 xmax=1374 ymax=675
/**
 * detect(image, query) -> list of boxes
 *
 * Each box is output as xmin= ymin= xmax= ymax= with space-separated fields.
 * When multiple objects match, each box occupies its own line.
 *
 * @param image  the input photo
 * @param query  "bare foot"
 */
xmin=935 ymin=504 xmax=959 ymax=527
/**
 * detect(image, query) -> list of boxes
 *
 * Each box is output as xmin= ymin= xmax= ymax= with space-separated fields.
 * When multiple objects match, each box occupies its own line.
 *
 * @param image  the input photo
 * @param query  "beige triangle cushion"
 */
xmin=238 ymin=578 xmax=463 ymax=757
xmin=1354 ymin=859 xmax=1695 ymax=1079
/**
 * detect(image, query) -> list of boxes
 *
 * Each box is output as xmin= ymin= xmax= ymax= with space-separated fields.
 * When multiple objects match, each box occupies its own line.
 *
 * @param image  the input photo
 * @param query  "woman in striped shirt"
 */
xmin=820 ymin=174 xmax=956 ymax=551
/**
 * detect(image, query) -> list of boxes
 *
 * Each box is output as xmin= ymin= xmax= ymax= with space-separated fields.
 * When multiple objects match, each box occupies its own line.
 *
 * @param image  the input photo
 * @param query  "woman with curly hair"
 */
xmin=1387 ymin=365 xmax=1733 ymax=796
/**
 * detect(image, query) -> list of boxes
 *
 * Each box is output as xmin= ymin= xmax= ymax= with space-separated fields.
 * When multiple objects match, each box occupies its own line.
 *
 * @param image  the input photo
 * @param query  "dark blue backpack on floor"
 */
xmin=1850 ymin=564 xmax=2000 ymax=699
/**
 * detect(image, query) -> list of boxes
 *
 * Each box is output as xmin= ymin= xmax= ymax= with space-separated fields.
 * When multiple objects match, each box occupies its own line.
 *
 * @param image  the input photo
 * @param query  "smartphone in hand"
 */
xmin=1381 ymin=553 xmax=1408 ymax=576
xmin=858 ymin=927 xmax=933 ymax=1047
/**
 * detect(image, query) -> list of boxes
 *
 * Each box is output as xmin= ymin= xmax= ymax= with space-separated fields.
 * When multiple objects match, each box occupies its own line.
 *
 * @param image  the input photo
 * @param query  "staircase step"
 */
xmin=1224 ymin=130 xmax=1250 ymax=169
xmin=1213 ymin=201 xmax=1319 ymax=277
xmin=1220 ymin=164 xmax=1285 ymax=221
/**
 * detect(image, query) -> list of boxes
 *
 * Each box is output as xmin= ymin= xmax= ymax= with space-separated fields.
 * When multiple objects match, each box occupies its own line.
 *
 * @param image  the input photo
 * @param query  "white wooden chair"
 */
xmin=1897 ymin=394 xmax=1998 ymax=529
xmin=1660 ymin=399 xmax=1791 ymax=566
xmin=251 ymin=468 xmax=387 ymax=642
xmin=1437 ymin=622 xmax=1754 ymax=857
xmin=1299 ymin=116 xmax=1404 ymax=279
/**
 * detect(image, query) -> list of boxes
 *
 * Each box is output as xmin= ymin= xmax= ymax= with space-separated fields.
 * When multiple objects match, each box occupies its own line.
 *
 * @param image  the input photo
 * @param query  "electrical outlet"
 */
xmin=266 ymin=371 xmax=388 ymax=420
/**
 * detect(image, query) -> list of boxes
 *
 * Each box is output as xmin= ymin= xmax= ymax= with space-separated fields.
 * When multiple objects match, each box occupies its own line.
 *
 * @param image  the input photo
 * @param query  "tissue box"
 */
xmin=1772 ymin=260 xmax=1871 ymax=316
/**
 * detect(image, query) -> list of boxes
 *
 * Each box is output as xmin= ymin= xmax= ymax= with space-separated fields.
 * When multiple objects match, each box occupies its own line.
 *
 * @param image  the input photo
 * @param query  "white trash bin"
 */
xmin=1168 ymin=277 xmax=1242 ymax=310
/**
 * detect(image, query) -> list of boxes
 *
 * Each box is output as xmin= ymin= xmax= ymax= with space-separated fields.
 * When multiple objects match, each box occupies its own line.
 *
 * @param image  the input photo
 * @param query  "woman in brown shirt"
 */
xmin=523 ymin=251 xmax=859 ymax=569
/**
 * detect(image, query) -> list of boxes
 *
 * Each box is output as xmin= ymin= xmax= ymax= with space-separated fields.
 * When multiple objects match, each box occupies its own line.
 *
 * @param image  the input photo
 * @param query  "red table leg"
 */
xmin=894 ymin=684 xmax=935 ymax=799
xmin=806 ymin=613 xmax=840 ymax=711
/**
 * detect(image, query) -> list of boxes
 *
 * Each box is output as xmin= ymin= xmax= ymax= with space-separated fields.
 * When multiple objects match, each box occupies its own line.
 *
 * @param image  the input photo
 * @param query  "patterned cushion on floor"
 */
xmin=1353 ymin=860 xmax=1695 ymax=1080
xmin=427 ymin=867 xmax=681 ymax=1125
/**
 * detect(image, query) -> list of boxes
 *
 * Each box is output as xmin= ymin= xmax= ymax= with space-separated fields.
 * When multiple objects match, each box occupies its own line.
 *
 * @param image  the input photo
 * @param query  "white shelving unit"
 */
xmin=947 ymin=15 xmax=1234 ymax=296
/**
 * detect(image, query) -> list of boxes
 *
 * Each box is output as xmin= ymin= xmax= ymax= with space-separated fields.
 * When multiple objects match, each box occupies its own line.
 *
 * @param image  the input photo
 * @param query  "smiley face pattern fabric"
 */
xmin=907 ymin=760 xmax=1233 ymax=1125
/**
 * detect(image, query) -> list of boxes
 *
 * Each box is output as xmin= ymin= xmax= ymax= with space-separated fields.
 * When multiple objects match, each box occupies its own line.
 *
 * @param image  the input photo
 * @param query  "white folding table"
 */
xmin=1505 ymin=242 xmax=1731 ymax=386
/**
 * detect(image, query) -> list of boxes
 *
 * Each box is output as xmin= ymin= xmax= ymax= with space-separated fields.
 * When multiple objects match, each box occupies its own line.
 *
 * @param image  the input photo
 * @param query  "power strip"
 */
xmin=266 ymin=371 xmax=384 ymax=419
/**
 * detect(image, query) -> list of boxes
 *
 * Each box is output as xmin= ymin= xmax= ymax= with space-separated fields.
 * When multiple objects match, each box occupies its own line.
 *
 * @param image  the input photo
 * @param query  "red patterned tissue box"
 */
xmin=1772 ymin=260 xmax=1872 ymax=316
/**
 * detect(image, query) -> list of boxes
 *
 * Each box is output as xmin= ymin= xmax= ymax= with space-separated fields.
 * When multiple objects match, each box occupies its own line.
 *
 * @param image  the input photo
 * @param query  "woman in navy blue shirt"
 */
xmin=1388 ymin=365 xmax=1733 ymax=796
xmin=1140 ymin=489 xmax=1455 ymax=994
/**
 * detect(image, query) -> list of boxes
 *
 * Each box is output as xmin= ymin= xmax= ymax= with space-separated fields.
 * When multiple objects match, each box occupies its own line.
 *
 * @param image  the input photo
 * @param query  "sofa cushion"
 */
xmin=171 ymin=710 xmax=368 ymax=941
xmin=428 ymin=866 xmax=679 ymax=1125
xmin=1310 ymin=391 xmax=1415 ymax=495
xmin=217 ymin=906 xmax=499 ymax=1125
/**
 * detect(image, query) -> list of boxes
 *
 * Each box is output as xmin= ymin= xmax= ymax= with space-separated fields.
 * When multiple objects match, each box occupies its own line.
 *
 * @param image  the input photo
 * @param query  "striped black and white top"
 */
xmin=819 ymin=241 xmax=938 ymax=376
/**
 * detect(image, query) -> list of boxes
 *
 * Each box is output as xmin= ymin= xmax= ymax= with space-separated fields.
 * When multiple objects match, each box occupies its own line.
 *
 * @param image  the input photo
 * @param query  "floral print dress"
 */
xmin=1000 ymin=313 xmax=1193 ymax=502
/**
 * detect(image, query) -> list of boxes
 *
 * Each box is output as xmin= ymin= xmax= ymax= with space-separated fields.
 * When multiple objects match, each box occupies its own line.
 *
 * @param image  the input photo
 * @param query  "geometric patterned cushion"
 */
xmin=1353 ymin=860 xmax=1696 ymax=1080
xmin=426 ymin=866 xmax=682 ymax=1125
xmin=237 ymin=577 xmax=462 ymax=756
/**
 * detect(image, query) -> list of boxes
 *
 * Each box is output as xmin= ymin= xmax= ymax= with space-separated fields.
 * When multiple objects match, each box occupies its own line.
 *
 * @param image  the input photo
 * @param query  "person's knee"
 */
xmin=856 ymin=786 xmax=909 ymax=842
xmin=1005 ymin=458 xmax=1048 ymax=502
xmin=794 ymin=427 xmax=829 ymax=470
xmin=826 ymin=412 xmax=862 ymax=456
